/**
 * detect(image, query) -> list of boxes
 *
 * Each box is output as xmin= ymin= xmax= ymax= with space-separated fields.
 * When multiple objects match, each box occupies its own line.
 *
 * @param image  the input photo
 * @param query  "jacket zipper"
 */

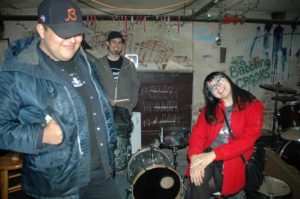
xmin=100 ymin=56 xmax=120 ymax=102
xmin=64 ymin=86 xmax=84 ymax=159
xmin=83 ymin=49 xmax=110 ymax=143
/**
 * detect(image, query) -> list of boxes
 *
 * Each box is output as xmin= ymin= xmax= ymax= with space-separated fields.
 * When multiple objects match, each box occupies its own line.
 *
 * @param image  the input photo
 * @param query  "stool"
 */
xmin=0 ymin=152 xmax=23 ymax=199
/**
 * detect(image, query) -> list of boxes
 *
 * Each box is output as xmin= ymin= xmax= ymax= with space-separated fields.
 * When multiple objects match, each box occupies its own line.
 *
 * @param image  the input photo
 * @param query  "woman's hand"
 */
xmin=190 ymin=151 xmax=216 ymax=186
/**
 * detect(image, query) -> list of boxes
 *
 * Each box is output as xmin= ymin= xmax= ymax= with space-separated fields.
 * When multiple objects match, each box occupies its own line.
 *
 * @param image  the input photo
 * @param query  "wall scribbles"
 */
xmin=229 ymin=56 xmax=271 ymax=89
xmin=136 ymin=72 xmax=193 ymax=146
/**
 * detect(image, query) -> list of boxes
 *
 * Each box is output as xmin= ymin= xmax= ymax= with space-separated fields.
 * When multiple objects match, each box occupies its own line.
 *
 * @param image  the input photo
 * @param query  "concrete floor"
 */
xmin=7 ymin=147 xmax=189 ymax=199
xmin=6 ymin=147 xmax=296 ymax=199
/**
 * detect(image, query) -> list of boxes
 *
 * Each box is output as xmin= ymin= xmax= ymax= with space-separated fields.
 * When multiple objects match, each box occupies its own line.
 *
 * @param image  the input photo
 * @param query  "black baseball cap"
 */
xmin=38 ymin=0 xmax=88 ymax=39
xmin=107 ymin=31 xmax=125 ymax=42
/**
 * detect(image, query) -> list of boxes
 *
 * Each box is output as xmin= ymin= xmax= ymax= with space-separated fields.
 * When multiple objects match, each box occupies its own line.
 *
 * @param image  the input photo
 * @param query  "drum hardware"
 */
xmin=159 ymin=125 xmax=189 ymax=150
xmin=260 ymin=83 xmax=299 ymax=140
xmin=271 ymin=96 xmax=298 ymax=103
xmin=259 ymin=83 xmax=282 ymax=136
xmin=159 ymin=125 xmax=190 ymax=169
xmin=125 ymin=187 xmax=132 ymax=199
xmin=259 ymin=84 xmax=297 ymax=94
xmin=166 ymin=145 xmax=179 ymax=169
xmin=150 ymin=144 xmax=155 ymax=164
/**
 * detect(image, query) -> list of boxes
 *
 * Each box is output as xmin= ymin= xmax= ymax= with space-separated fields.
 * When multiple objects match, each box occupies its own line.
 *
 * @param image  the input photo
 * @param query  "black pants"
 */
xmin=79 ymin=165 xmax=121 ymax=199
xmin=186 ymin=163 xmax=220 ymax=199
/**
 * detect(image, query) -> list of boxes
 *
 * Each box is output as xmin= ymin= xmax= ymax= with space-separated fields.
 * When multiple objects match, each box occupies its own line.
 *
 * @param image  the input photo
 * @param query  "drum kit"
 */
xmin=258 ymin=83 xmax=300 ymax=198
xmin=124 ymin=82 xmax=299 ymax=199
xmin=126 ymin=125 xmax=189 ymax=199
xmin=259 ymin=83 xmax=300 ymax=140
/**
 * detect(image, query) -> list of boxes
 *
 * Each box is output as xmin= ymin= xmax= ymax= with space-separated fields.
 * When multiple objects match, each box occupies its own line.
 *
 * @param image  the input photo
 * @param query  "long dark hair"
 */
xmin=203 ymin=71 xmax=256 ymax=124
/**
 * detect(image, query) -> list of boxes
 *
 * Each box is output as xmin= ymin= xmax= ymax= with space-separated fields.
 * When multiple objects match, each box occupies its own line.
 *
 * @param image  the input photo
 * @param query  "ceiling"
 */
xmin=0 ymin=0 xmax=299 ymax=23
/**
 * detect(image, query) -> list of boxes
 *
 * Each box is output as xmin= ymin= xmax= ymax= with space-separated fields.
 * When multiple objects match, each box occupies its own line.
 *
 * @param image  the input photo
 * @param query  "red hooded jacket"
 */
xmin=186 ymin=100 xmax=264 ymax=195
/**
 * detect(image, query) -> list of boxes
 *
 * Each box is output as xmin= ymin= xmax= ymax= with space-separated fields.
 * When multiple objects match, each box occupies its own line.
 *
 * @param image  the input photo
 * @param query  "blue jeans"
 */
xmin=80 ymin=165 xmax=121 ymax=199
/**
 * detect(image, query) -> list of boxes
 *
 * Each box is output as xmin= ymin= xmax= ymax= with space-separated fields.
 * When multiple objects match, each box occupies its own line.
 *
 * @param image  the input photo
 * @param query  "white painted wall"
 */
xmin=3 ymin=20 xmax=300 ymax=132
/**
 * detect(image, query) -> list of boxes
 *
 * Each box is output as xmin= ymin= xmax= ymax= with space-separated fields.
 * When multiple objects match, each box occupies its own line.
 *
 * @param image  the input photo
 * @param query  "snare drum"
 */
xmin=127 ymin=147 xmax=184 ymax=199
xmin=160 ymin=125 xmax=190 ymax=149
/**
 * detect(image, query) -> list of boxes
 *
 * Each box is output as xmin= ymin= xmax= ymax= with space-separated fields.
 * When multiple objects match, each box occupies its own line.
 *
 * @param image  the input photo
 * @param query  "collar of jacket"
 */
xmin=1 ymin=36 xmax=88 ymax=85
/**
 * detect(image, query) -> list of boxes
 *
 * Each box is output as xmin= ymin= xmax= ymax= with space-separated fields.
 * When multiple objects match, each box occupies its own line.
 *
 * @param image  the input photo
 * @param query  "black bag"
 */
xmin=114 ymin=136 xmax=131 ymax=170
xmin=222 ymin=110 xmax=265 ymax=192
xmin=244 ymin=146 xmax=265 ymax=191
xmin=112 ymin=106 xmax=133 ymax=170
xmin=112 ymin=106 xmax=133 ymax=137
xmin=212 ymin=160 xmax=223 ymax=191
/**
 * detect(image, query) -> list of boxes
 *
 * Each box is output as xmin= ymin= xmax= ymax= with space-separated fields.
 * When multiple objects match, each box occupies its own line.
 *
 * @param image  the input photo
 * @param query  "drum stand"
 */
xmin=270 ymin=84 xmax=285 ymax=153
xmin=170 ymin=146 xmax=179 ymax=169
xmin=125 ymin=187 xmax=132 ymax=199
xmin=260 ymin=82 xmax=299 ymax=152
xmin=271 ymin=83 xmax=280 ymax=136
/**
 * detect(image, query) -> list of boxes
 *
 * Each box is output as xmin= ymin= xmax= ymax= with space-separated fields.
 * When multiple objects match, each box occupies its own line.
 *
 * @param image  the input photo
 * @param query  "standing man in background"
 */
xmin=0 ymin=0 xmax=120 ymax=198
xmin=95 ymin=31 xmax=140 ymax=171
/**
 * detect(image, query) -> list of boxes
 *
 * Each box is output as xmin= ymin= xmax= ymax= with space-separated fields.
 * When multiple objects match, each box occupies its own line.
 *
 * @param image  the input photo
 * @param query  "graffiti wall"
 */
xmin=3 ymin=20 xmax=300 ymax=130
xmin=193 ymin=22 xmax=300 ymax=130
xmin=85 ymin=20 xmax=193 ymax=70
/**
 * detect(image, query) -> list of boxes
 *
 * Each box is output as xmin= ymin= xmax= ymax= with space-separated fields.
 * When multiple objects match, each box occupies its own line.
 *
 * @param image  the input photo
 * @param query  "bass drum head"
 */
xmin=132 ymin=165 xmax=183 ymax=199
xmin=127 ymin=147 xmax=171 ymax=182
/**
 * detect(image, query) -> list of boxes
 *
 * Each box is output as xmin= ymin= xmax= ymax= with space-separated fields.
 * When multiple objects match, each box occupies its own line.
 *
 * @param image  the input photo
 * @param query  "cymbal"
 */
xmin=271 ymin=96 xmax=298 ymax=102
xmin=281 ymin=128 xmax=300 ymax=141
xmin=259 ymin=84 xmax=297 ymax=94
xmin=257 ymin=176 xmax=291 ymax=197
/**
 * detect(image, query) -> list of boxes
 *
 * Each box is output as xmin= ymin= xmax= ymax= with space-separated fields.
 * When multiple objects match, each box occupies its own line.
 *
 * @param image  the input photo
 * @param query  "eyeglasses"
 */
xmin=208 ymin=76 xmax=225 ymax=92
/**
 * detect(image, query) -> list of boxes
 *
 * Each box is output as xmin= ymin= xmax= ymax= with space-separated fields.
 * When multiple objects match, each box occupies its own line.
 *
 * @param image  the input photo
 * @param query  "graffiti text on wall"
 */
xmin=133 ymin=40 xmax=173 ymax=67
xmin=230 ymin=56 xmax=271 ymax=89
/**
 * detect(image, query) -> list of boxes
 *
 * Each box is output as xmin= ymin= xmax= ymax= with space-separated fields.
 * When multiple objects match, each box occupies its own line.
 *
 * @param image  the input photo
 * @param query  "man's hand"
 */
xmin=109 ymin=98 xmax=115 ymax=106
xmin=42 ymin=120 xmax=63 ymax=144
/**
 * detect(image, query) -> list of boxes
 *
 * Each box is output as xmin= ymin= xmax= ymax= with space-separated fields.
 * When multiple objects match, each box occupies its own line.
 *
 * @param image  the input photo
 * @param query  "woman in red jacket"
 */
xmin=186 ymin=71 xmax=264 ymax=198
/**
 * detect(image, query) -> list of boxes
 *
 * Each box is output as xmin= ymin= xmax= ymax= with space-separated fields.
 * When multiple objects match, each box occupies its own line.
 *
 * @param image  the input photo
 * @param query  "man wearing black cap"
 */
xmin=97 ymin=31 xmax=140 ymax=113
xmin=0 ymin=0 xmax=120 ymax=198
xmin=95 ymin=31 xmax=140 ymax=171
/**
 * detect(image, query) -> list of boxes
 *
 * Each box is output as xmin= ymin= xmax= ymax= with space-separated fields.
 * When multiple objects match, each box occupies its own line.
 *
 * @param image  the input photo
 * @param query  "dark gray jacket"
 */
xmin=95 ymin=55 xmax=140 ymax=114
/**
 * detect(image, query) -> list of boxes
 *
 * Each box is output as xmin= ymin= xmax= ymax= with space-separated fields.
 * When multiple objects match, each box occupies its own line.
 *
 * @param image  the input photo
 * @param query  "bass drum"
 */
xmin=279 ymin=141 xmax=300 ymax=171
xmin=127 ymin=147 xmax=183 ymax=199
